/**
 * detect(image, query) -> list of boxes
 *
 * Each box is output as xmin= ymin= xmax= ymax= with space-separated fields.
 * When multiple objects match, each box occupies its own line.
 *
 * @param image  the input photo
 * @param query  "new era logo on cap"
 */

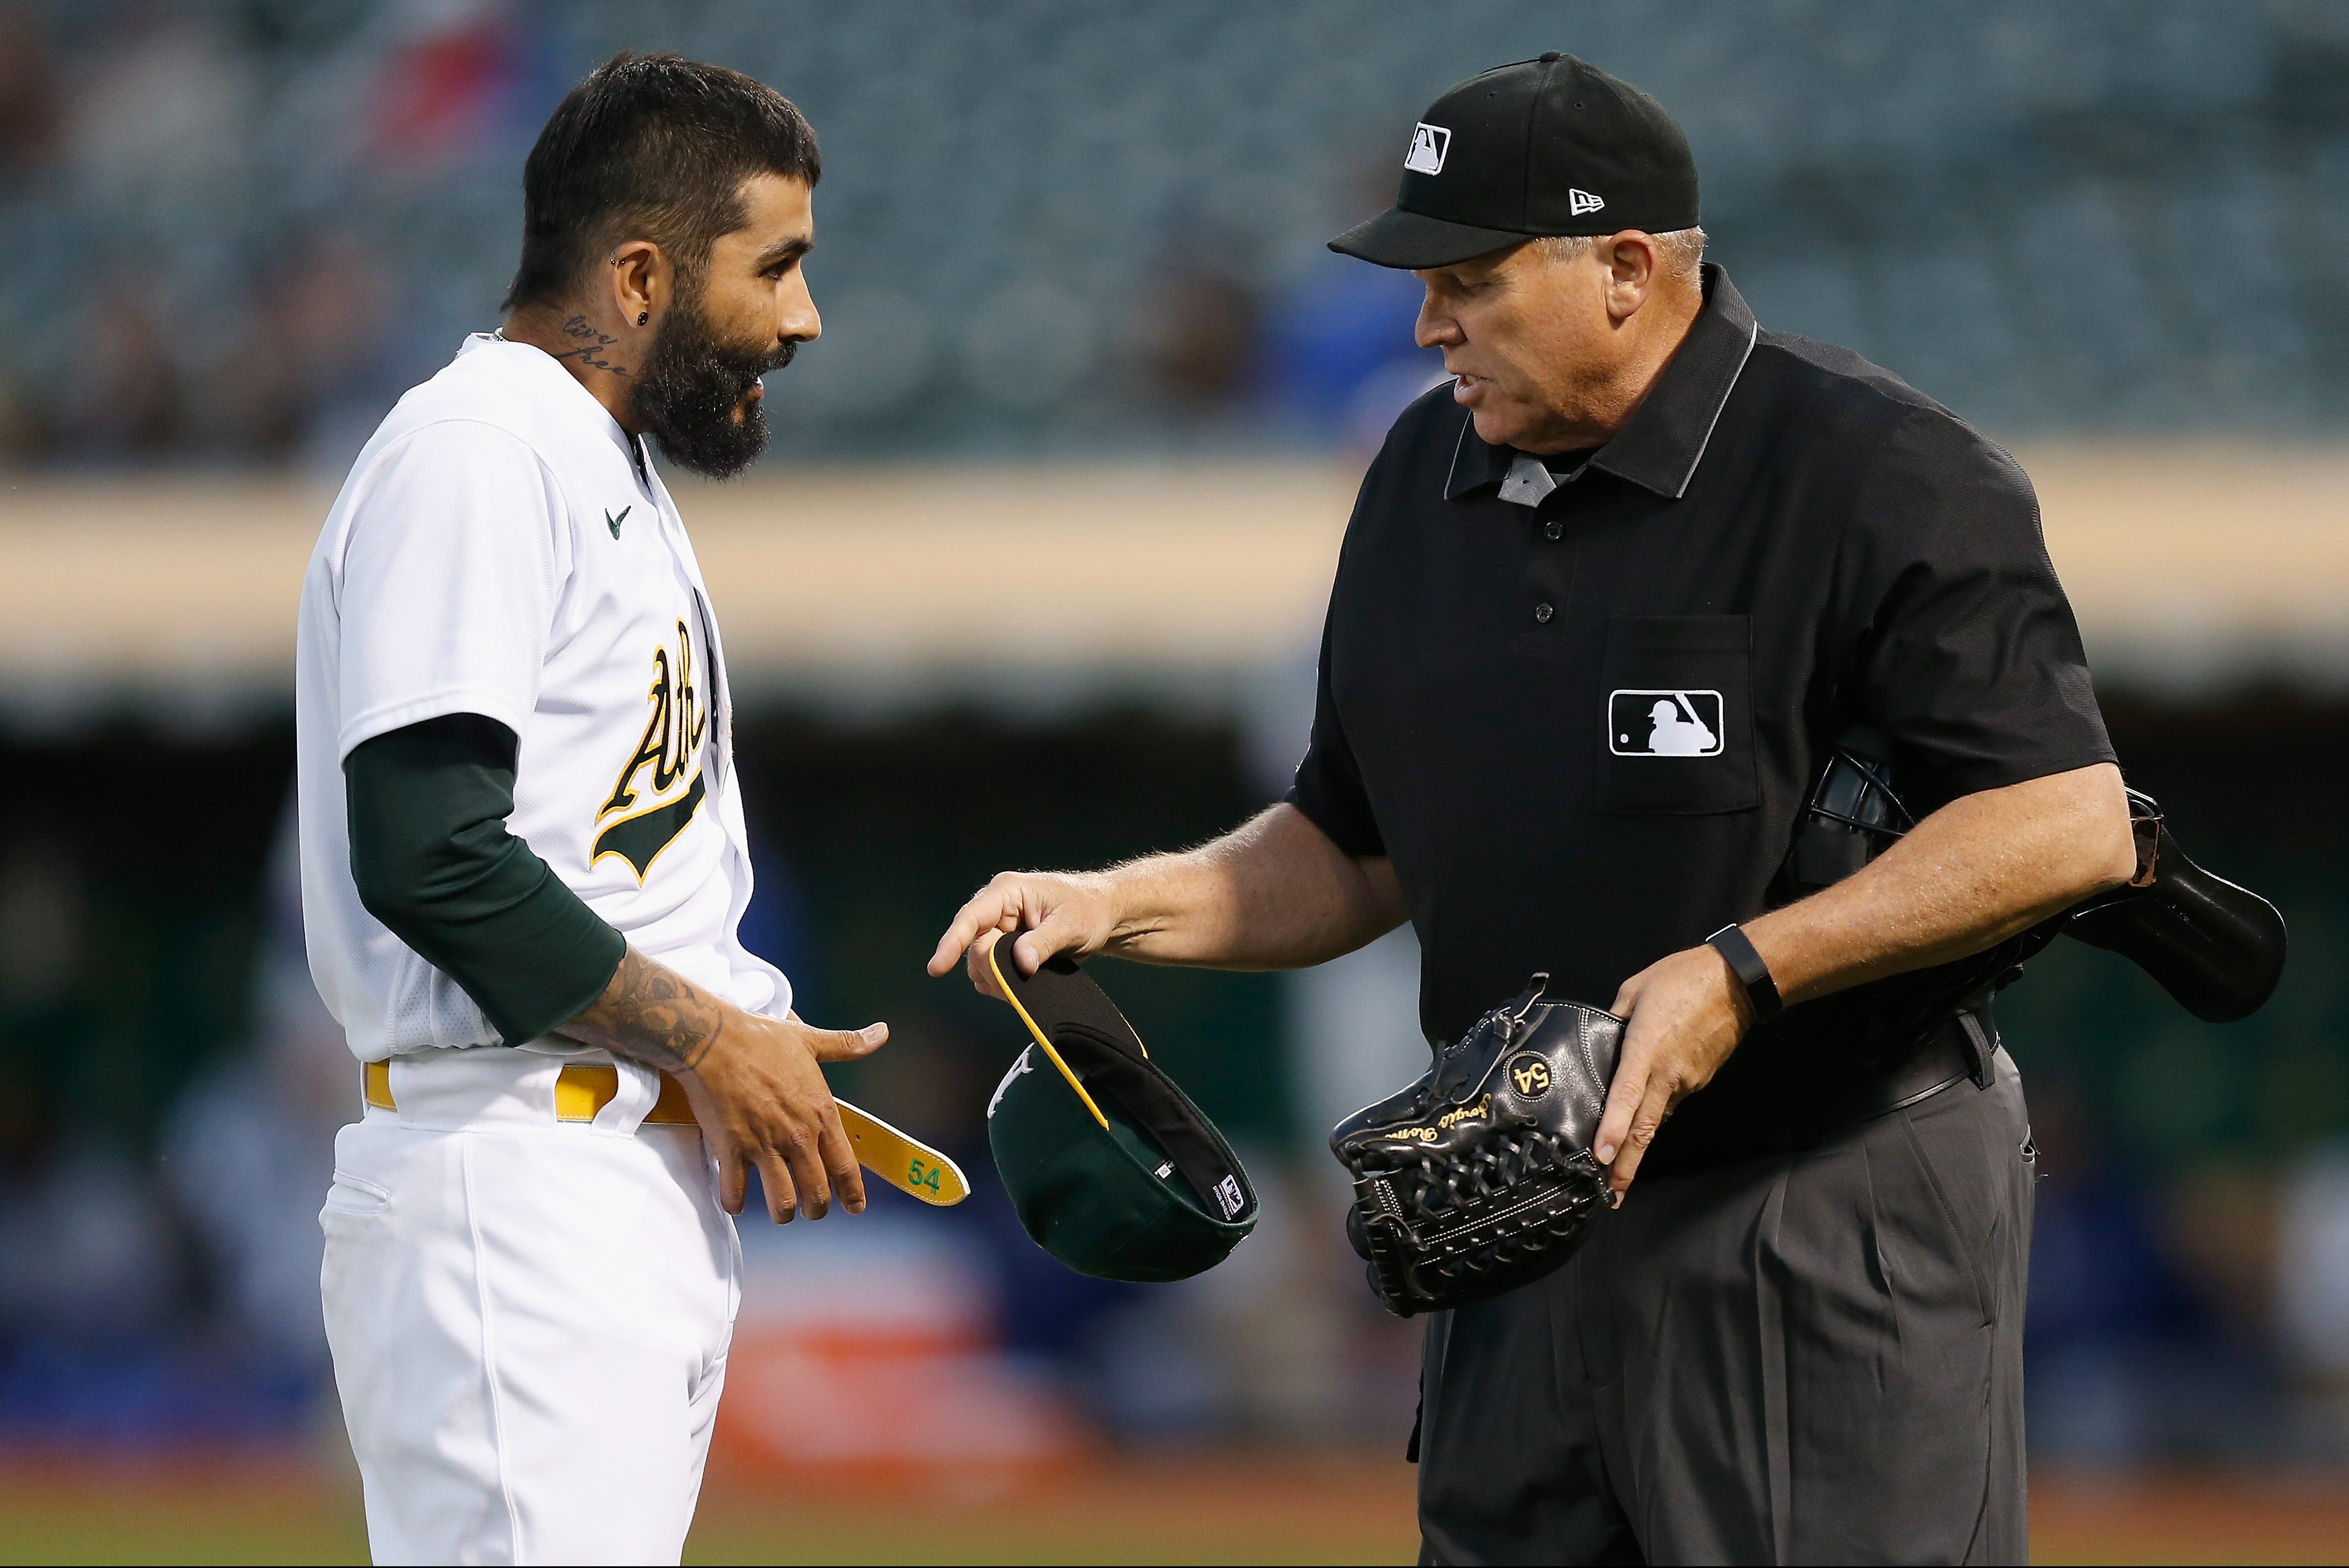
xmin=1214 ymin=1174 xmax=1246 ymax=1219
xmin=1569 ymin=188 xmax=1605 ymax=216
xmin=1406 ymin=122 xmax=1451 ymax=175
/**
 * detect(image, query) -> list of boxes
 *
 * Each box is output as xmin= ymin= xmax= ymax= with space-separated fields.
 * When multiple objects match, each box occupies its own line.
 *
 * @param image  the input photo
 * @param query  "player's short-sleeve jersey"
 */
xmin=295 ymin=334 xmax=788 ymax=1060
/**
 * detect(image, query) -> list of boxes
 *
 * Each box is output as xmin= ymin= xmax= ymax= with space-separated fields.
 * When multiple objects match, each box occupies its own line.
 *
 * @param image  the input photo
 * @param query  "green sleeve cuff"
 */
xmin=345 ymin=714 xmax=626 ymax=1045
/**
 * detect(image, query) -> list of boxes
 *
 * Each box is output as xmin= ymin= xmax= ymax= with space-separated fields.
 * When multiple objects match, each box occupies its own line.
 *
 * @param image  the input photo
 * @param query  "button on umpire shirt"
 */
xmin=1288 ymin=264 xmax=2114 ymax=1067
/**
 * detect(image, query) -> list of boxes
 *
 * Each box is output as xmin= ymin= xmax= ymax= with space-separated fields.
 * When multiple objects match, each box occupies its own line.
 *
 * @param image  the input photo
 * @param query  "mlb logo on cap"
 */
xmin=1406 ymin=122 xmax=1451 ymax=175
xmin=1609 ymin=689 xmax=1724 ymax=757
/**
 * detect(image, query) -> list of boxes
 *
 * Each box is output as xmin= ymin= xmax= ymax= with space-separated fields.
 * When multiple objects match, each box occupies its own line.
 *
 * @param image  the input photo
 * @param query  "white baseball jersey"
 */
xmin=294 ymin=333 xmax=788 ymax=1061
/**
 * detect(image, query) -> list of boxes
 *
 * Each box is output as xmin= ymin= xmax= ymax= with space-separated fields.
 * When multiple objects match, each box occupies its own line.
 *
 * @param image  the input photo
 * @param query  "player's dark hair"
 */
xmin=503 ymin=52 xmax=820 ymax=313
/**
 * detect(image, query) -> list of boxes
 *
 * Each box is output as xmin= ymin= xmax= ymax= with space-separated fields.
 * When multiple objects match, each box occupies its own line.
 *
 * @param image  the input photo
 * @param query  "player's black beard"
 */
xmin=630 ymin=290 xmax=796 ymax=480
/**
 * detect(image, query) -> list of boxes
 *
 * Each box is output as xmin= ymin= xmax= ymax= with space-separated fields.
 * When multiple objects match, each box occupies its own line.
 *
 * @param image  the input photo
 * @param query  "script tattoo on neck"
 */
xmin=555 ymin=946 xmax=721 ymax=1072
xmin=552 ymin=313 xmax=630 ymax=377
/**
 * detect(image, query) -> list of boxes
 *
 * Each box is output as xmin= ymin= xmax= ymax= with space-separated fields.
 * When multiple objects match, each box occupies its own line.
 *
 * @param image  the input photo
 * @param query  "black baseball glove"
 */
xmin=1330 ymin=975 xmax=1621 ymax=1318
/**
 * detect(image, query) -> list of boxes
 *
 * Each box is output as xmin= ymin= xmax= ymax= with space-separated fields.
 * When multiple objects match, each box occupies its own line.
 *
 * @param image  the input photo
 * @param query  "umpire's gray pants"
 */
xmin=1416 ymin=1050 xmax=2034 ymax=1566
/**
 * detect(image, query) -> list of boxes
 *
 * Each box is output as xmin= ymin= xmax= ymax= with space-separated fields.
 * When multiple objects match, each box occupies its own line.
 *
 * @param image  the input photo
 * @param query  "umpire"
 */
xmin=934 ymin=53 xmax=2134 ymax=1565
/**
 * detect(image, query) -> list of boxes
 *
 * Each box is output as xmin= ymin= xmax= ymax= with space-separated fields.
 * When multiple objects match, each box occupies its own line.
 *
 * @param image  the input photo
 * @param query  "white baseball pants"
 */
xmin=319 ymin=1049 xmax=740 ymax=1566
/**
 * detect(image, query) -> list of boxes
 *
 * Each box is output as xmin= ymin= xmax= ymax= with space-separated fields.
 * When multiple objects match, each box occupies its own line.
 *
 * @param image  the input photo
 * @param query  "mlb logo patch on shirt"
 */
xmin=1609 ymin=690 xmax=1725 ymax=757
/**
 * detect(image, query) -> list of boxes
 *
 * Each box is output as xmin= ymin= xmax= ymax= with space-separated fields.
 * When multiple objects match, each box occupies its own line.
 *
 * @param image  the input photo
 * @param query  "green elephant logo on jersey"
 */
xmin=591 ymin=620 xmax=709 ymax=879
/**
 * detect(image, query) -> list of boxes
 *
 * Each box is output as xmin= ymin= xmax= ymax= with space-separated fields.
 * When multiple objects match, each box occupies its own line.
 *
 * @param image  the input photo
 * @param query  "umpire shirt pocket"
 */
xmin=1595 ymin=615 xmax=1760 ymax=816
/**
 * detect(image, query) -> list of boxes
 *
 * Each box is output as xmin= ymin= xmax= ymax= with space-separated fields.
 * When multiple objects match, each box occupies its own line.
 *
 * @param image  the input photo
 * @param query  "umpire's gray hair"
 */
xmin=1533 ymin=227 xmax=1706 ymax=286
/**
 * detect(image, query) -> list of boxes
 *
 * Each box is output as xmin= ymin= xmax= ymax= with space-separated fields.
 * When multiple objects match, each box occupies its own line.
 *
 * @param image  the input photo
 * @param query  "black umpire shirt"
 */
xmin=1289 ymin=264 xmax=2115 ymax=1058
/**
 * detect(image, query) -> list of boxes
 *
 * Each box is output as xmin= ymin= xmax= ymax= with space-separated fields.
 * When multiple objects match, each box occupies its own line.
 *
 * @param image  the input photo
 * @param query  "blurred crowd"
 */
xmin=0 ymin=0 xmax=1447 ymax=472
xmin=0 ymin=2 xmax=534 ymax=469
xmin=14 ymin=0 xmax=2349 ymax=471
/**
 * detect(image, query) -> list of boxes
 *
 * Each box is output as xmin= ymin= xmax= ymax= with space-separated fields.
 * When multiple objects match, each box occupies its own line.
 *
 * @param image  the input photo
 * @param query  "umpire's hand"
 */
xmin=1595 ymin=945 xmax=1752 ymax=1195
xmin=927 ymin=870 xmax=1123 ymax=999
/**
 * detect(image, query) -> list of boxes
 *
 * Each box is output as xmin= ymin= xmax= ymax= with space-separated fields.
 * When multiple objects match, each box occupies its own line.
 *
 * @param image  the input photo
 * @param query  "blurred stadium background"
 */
xmin=4 ymin=1 xmax=2349 ymax=1562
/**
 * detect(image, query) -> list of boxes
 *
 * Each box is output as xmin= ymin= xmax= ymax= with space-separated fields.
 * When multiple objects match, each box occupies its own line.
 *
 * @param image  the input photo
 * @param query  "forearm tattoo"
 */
xmin=555 ymin=946 xmax=722 ymax=1072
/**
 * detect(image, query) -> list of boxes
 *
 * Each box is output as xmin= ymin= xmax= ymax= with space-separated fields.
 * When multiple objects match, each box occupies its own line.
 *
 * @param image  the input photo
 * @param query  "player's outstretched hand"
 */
xmin=1593 ymin=945 xmax=1751 ymax=1196
xmin=927 ymin=870 xmax=1123 ymax=999
xmin=679 ymin=1011 xmax=888 ymax=1223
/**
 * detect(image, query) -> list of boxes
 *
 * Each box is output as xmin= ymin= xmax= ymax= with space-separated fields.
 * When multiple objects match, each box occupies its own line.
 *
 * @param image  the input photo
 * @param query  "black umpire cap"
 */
xmin=1330 ymin=52 xmax=1700 ymax=270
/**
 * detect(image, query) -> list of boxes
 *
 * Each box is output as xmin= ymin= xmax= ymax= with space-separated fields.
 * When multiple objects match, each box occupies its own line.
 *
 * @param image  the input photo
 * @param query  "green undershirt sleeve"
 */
xmin=344 ymin=713 xmax=627 ymax=1046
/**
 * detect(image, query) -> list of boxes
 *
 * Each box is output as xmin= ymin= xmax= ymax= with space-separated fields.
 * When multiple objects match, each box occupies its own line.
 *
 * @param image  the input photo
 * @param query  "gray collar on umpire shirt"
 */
xmin=1446 ymin=262 xmax=1760 ymax=508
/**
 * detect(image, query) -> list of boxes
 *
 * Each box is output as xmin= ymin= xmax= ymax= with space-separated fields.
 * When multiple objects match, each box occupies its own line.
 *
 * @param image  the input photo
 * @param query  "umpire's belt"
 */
xmin=1639 ymin=1012 xmax=1995 ymax=1178
xmin=360 ymin=1048 xmax=698 ymax=1133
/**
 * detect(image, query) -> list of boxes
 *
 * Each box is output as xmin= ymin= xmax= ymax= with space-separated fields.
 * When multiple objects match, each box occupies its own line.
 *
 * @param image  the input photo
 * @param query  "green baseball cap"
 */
xmin=982 ymin=943 xmax=1258 ymax=1282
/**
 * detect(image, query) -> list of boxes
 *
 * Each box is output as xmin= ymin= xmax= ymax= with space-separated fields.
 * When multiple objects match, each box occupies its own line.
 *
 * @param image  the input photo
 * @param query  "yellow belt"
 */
xmin=363 ymin=1058 xmax=697 ymax=1125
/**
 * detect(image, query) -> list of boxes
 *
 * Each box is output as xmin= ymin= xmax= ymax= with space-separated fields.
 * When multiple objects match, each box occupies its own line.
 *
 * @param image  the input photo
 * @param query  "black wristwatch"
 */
xmin=1706 ymin=923 xmax=1783 ymax=1023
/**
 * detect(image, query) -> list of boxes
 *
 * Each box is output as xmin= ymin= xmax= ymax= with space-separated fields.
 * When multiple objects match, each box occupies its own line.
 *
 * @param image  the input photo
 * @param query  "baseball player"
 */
xmin=935 ymin=54 xmax=2134 ymax=1563
xmin=294 ymin=54 xmax=882 ymax=1564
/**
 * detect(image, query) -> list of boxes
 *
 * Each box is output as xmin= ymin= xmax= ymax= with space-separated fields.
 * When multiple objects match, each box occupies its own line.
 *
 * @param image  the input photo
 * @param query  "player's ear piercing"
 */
xmin=637 ymin=311 xmax=648 ymax=326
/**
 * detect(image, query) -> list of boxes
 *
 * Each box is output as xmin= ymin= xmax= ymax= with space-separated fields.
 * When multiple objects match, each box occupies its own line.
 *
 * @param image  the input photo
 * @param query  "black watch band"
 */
xmin=1706 ymin=923 xmax=1783 ymax=1023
